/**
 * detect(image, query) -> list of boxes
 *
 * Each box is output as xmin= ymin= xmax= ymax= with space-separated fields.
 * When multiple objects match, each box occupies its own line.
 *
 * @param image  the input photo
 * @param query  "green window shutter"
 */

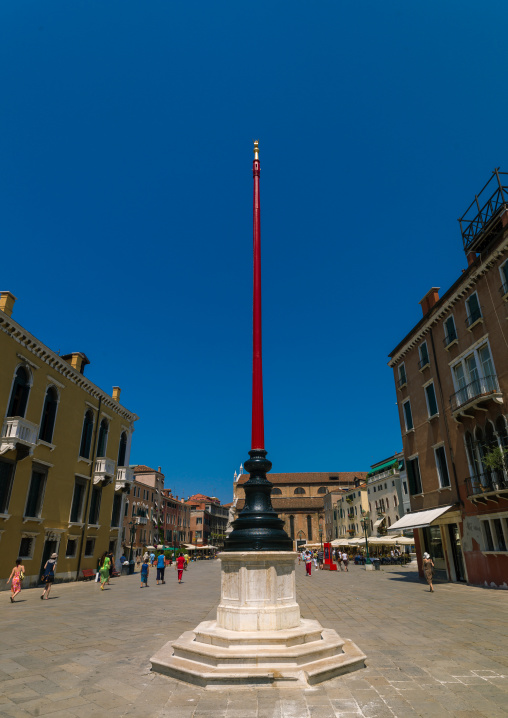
xmin=407 ymin=459 xmax=417 ymax=495
xmin=25 ymin=470 xmax=44 ymax=517
xmin=426 ymin=384 xmax=438 ymax=416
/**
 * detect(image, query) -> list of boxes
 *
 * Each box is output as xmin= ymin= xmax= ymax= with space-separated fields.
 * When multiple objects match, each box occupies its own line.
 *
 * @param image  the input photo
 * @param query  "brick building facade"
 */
xmin=388 ymin=172 xmax=508 ymax=587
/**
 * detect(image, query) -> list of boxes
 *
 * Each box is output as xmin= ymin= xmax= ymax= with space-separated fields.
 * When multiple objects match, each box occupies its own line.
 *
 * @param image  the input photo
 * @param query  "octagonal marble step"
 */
xmin=151 ymin=620 xmax=366 ymax=688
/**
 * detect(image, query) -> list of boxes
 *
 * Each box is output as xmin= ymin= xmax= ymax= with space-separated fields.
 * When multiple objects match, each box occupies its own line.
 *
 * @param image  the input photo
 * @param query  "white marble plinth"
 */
xmin=217 ymin=551 xmax=300 ymax=631
xmin=150 ymin=551 xmax=366 ymax=688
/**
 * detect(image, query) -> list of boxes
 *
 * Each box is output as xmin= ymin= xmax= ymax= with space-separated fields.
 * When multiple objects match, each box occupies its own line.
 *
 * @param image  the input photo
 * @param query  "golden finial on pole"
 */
xmin=253 ymin=140 xmax=259 ymax=160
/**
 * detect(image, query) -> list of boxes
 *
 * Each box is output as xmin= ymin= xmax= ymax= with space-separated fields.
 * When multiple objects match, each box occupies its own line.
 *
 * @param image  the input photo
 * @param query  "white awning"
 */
xmin=373 ymin=516 xmax=386 ymax=533
xmin=387 ymin=505 xmax=454 ymax=532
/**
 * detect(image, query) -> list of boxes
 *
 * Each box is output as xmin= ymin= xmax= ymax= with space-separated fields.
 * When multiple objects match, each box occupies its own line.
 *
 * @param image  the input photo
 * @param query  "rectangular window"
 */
xmin=25 ymin=467 xmax=47 ymax=518
xmin=70 ymin=478 xmax=87 ymax=523
xmin=84 ymin=538 xmax=95 ymax=557
xmin=196 ymin=517 xmax=202 ymax=524
xmin=492 ymin=519 xmax=507 ymax=551
xmin=398 ymin=363 xmax=407 ymax=388
xmin=88 ymin=486 xmax=102 ymax=525
xmin=483 ymin=520 xmax=494 ymax=551
xmin=419 ymin=341 xmax=430 ymax=370
xmin=0 ymin=460 xmax=15 ymax=514
xmin=407 ymin=457 xmax=423 ymax=495
xmin=19 ymin=536 xmax=34 ymax=559
xmin=132 ymin=503 xmax=136 ymax=516
xmin=465 ymin=292 xmax=482 ymax=327
xmin=124 ymin=501 xmax=129 ymax=517
xmin=66 ymin=538 xmax=77 ymax=557
xmin=403 ymin=481 xmax=408 ymax=494
xmin=402 ymin=400 xmax=413 ymax=431
xmin=500 ymin=260 xmax=508 ymax=294
xmin=111 ymin=493 xmax=122 ymax=527
xmin=434 ymin=446 xmax=450 ymax=488
xmin=444 ymin=316 xmax=457 ymax=346
xmin=425 ymin=382 xmax=439 ymax=417
xmin=196 ymin=531 xmax=202 ymax=539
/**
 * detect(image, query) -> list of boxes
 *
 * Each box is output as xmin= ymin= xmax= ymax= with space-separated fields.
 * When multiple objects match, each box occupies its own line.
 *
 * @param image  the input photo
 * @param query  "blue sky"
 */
xmin=2 ymin=1 xmax=508 ymax=503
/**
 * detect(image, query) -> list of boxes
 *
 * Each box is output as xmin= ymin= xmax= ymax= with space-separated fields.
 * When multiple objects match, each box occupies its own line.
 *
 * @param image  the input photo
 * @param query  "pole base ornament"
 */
xmin=223 ymin=449 xmax=293 ymax=552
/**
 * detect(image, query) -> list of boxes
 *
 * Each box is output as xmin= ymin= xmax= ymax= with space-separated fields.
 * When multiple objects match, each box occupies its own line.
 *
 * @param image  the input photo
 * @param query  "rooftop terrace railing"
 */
xmin=459 ymin=169 xmax=508 ymax=254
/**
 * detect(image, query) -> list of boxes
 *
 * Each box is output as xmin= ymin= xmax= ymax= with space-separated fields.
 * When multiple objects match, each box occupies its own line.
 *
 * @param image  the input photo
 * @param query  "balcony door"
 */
xmin=465 ymin=354 xmax=480 ymax=394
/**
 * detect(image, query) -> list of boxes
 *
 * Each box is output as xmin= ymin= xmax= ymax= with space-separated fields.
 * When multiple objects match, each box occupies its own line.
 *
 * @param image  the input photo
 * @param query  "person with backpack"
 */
xmin=7 ymin=558 xmax=25 ymax=603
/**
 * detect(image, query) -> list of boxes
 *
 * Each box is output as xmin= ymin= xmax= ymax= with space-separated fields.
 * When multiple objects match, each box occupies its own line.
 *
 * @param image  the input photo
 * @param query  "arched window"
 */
xmin=79 ymin=410 xmax=94 ymax=459
xmin=496 ymin=416 xmax=508 ymax=456
xmin=317 ymin=487 xmax=327 ymax=494
xmin=117 ymin=431 xmax=127 ymax=467
xmin=97 ymin=419 xmax=109 ymax=458
xmin=289 ymin=515 xmax=295 ymax=539
xmin=7 ymin=366 xmax=31 ymax=418
xmin=306 ymin=515 xmax=313 ymax=541
xmin=271 ymin=487 xmax=282 ymax=495
xmin=294 ymin=487 xmax=306 ymax=495
xmin=39 ymin=387 xmax=58 ymax=443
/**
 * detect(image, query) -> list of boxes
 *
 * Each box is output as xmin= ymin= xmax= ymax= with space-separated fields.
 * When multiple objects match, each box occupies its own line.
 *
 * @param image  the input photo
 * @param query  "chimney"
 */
xmin=0 ymin=291 xmax=16 ymax=317
xmin=61 ymin=352 xmax=90 ymax=375
xmin=158 ymin=466 xmax=161 ymax=473
xmin=419 ymin=287 xmax=440 ymax=317
xmin=466 ymin=252 xmax=476 ymax=266
xmin=112 ymin=386 xmax=121 ymax=402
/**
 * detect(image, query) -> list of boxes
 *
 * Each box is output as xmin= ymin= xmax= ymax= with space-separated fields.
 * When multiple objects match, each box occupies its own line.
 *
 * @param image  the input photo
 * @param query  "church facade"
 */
xmin=233 ymin=471 xmax=368 ymax=547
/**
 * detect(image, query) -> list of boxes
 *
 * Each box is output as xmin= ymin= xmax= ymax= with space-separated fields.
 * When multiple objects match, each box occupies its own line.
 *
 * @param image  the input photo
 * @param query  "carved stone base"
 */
xmin=150 ymin=552 xmax=366 ymax=688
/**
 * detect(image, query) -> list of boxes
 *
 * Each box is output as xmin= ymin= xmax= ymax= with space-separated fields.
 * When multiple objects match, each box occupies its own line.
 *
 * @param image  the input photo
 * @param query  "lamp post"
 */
xmin=319 ymin=525 xmax=323 ymax=550
xmin=128 ymin=520 xmax=136 ymax=575
xmin=360 ymin=513 xmax=371 ymax=565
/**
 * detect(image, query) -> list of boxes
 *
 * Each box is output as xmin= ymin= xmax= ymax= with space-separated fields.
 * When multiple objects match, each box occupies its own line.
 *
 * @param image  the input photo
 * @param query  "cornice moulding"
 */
xmin=0 ymin=312 xmax=138 ymax=422
xmin=388 ymin=237 xmax=508 ymax=367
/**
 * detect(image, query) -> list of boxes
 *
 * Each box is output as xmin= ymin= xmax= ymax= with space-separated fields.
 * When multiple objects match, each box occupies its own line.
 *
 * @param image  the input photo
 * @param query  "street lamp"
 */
xmin=128 ymin=520 xmax=136 ymax=575
xmin=319 ymin=525 xmax=323 ymax=550
xmin=360 ymin=512 xmax=371 ymax=565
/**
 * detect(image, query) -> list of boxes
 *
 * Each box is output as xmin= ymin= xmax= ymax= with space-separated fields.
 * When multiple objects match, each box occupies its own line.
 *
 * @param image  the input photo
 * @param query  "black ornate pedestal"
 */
xmin=223 ymin=449 xmax=293 ymax=552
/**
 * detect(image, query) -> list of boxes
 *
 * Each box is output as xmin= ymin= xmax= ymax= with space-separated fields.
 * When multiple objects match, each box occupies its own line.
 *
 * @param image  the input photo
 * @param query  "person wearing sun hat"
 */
xmin=423 ymin=552 xmax=435 ymax=592
xmin=41 ymin=552 xmax=58 ymax=600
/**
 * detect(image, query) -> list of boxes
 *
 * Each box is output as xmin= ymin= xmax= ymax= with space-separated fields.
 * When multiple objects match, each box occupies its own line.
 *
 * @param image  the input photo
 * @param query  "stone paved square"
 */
xmin=1 ymin=560 xmax=507 ymax=717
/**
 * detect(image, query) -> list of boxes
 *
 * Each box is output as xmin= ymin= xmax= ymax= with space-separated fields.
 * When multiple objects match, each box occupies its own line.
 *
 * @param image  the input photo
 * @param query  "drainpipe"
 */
xmin=428 ymin=328 xmax=464 ymax=507
xmin=75 ymin=396 xmax=102 ymax=580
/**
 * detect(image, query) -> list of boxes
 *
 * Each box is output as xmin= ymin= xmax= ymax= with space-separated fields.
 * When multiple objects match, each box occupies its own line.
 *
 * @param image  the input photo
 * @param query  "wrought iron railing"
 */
xmin=459 ymin=169 xmax=508 ymax=253
xmin=397 ymin=376 xmax=407 ymax=389
xmin=418 ymin=356 xmax=430 ymax=370
xmin=450 ymin=374 xmax=500 ymax=412
xmin=465 ymin=306 xmax=483 ymax=328
xmin=466 ymin=472 xmax=508 ymax=496
xmin=443 ymin=331 xmax=458 ymax=348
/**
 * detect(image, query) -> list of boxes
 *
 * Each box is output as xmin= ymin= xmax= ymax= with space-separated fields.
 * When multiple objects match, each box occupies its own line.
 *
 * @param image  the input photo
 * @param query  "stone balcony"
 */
xmin=115 ymin=466 xmax=134 ymax=492
xmin=0 ymin=417 xmax=39 ymax=455
xmin=135 ymin=515 xmax=148 ymax=525
xmin=94 ymin=457 xmax=116 ymax=485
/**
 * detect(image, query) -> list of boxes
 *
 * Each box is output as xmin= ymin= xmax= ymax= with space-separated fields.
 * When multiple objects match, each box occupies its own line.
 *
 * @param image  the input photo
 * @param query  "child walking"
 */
xmin=140 ymin=558 xmax=149 ymax=587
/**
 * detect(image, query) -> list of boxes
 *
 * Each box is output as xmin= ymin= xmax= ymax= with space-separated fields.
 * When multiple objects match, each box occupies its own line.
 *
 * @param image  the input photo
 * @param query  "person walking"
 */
xmin=99 ymin=552 xmax=110 ymax=590
xmin=140 ymin=557 xmax=149 ymax=587
xmin=423 ymin=552 xmax=435 ymax=592
xmin=305 ymin=550 xmax=312 ymax=576
xmin=336 ymin=550 xmax=343 ymax=571
xmin=176 ymin=553 xmax=186 ymax=583
xmin=156 ymin=551 xmax=166 ymax=585
xmin=7 ymin=559 xmax=25 ymax=603
xmin=317 ymin=548 xmax=324 ymax=570
xmin=342 ymin=551 xmax=349 ymax=572
xmin=41 ymin=553 xmax=57 ymax=599
xmin=150 ymin=551 xmax=156 ymax=567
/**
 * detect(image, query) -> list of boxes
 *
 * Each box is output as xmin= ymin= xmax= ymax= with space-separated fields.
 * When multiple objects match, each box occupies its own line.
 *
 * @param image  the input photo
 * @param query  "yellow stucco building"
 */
xmin=0 ymin=291 xmax=138 ymax=588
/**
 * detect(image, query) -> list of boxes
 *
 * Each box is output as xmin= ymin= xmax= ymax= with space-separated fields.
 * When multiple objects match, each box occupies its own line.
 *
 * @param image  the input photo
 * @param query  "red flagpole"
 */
xmin=251 ymin=140 xmax=264 ymax=450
